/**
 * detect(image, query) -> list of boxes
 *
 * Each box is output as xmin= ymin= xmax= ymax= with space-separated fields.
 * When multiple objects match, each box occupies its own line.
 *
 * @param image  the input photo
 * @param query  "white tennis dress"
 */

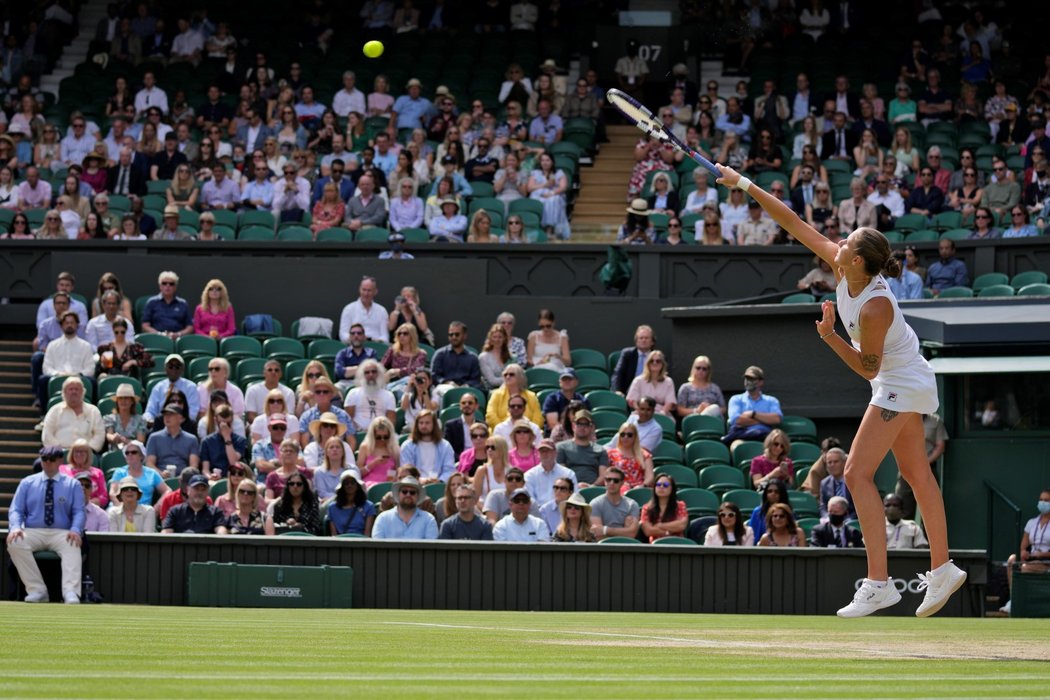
xmin=836 ymin=274 xmax=938 ymax=415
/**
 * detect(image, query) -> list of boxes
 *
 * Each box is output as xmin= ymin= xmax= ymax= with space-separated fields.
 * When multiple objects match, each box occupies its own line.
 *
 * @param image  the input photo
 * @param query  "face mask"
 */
xmin=884 ymin=505 xmax=902 ymax=524
xmin=829 ymin=512 xmax=846 ymax=526
xmin=743 ymin=379 xmax=759 ymax=392
xmin=1038 ymin=501 xmax=1050 ymax=515
xmin=390 ymin=243 xmax=403 ymax=254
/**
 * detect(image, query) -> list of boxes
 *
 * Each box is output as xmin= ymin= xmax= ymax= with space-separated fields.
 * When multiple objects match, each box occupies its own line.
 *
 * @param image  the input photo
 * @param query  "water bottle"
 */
xmin=82 ymin=575 xmax=94 ymax=602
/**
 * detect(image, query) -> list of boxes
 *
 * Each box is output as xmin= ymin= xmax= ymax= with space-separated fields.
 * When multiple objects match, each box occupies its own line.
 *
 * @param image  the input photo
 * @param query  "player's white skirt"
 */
xmin=869 ymin=355 xmax=939 ymax=415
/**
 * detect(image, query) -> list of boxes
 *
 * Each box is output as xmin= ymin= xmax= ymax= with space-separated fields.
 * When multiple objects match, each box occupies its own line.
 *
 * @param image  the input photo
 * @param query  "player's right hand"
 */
xmin=716 ymin=164 xmax=741 ymax=188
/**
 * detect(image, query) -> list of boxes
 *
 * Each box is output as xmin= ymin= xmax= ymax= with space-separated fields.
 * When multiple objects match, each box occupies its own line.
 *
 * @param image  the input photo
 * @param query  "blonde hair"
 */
xmin=501 ymin=363 xmax=526 ymax=387
xmin=762 ymin=429 xmax=791 ymax=460
xmin=321 ymin=435 xmax=347 ymax=473
xmin=688 ymin=355 xmax=712 ymax=382
xmin=199 ymin=278 xmax=230 ymax=311
xmin=201 ymin=357 xmax=231 ymax=394
xmin=392 ymin=323 xmax=419 ymax=354
xmin=615 ymin=420 xmax=647 ymax=466
xmin=360 ymin=416 xmax=400 ymax=462
xmin=467 ymin=209 xmax=492 ymax=242
xmin=226 ymin=463 xmax=255 ymax=498
xmin=298 ymin=360 xmax=330 ymax=396
xmin=481 ymin=323 xmax=510 ymax=364
xmin=264 ymin=388 xmax=287 ymax=417
xmin=484 ymin=434 xmax=509 ymax=466
xmin=641 ymin=349 xmax=668 ymax=382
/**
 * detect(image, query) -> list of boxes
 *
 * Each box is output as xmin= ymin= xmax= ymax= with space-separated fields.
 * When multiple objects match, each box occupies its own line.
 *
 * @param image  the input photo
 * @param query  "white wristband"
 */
xmin=737 ymin=177 xmax=752 ymax=193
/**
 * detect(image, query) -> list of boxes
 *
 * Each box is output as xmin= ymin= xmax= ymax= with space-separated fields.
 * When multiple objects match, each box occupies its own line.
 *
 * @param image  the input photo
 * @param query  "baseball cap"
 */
xmin=510 ymin=487 xmax=531 ymax=502
xmin=188 ymin=474 xmax=209 ymax=488
xmin=537 ymin=438 xmax=556 ymax=451
xmin=559 ymin=368 xmax=576 ymax=380
xmin=39 ymin=445 xmax=65 ymax=460
xmin=269 ymin=413 xmax=288 ymax=426
xmin=165 ymin=353 xmax=185 ymax=366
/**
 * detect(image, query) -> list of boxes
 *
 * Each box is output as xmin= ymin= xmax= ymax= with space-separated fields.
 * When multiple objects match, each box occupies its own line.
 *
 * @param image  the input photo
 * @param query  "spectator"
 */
xmin=345 ymin=359 xmax=397 ymax=433
xmin=552 ymin=492 xmax=596 ymax=543
xmin=1001 ymin=488 xmax=1050 ymax=615
xmin=715 ymin=96 xmax=751 ymax=142
xmin=883 ymin=493 xmax=927 ymax=550
xmin=400 ymin=410 xmax=455 ymax=484
xmin=556 ymin=409 xmax=608 ymax=487
xmin=191 ymin=279 xmax=235 ymax=339
xmin=526 ymin=308 xmax=571 ymax=372
xmin=676 ymin=355 xmax=725 ymax=419
xmin=611 ymin=325 xmax=656 ymax=395
xmin=722 ymin=365 xmax=782 ymax=446
xmin=36 ymin=313 xmax=94 ymax=412
xmin=483 ymin=467 xmax=531 ymax=524
xmin=917 ymin=68 xmax=953 ymax=124
xmin=332 ymin=70 xmax=366 ymax=118
xmin=625 ymin=350 xmax=676 ymax=415
xmin=152 ymin=205 xmax=193 ymax=241
xmin=925 ymin=238 xmax=969 ymax=294
xmin=146 ymin=404 xmax=201 ymax=477
xmin=333 ymin=324 xmax=378 ymax=392
xmin=431 ymin=321 xmax=482 ymax=391
xmin=737 ymin=199 xmax=778 ymax=245
xmin=810 ymin=496 xmax=864 ymax=548
xmin=108 ymin=476 xmax=158 ymax=533
xmin=968 ymin=206 xmax=1002 ymax=241
xmin=563 ymin=77 xmax=600 ymax=120
xmin=852 ymin=99 xmax=891 ymax=148
xmin=390 ymin=78 xmax=436 ymax=136
xmin=244 ymin=360 xmax=296 ymax=425
xmin=681 ymin=169 xmax=718 ymax=215
xmin=60 ymin=439 xmax=108 ymax=508
xmin=428 ymin=196 xmax=468 ymax=242
xmin=822 ymin=112 xmax=857 ymax=162
xmin=311 ymin=181 xmax=348 ymax=235
xmin=526 ymin=152 xmax=570 ymax=240
xmin=839 ymin=177 xmax=879 ymax=230
xmin=704 ymin=501 xmax=754 ymax=546
xmin=797 ymin=256 xmax=837 ymax=296
xmin=372 ymin=475 xmax=438 ymax=539
xmin=542 ymin=369 xmax=588 ymax=432
xmin=161 ymin=474 xmax=227 ymax=534
xmin=264 ymin=471 xmax=321 ymax=535
xmin=141 ymin=272 xmax=193 ymax=339
xmin=197 ymin=359 xmax=244 ymax=420
xmin=605 ymin=421 xmax=654 ymax=490
xmin=887 ymin=250 xmax=924 ymax=301
xmin=107 ymin=439 xmax=168 ymax=506
xmin=639 ymin=474 xmax=689 ymax=542
xmin=6 ymin=446 xmax=86 ymax=604
xmin=587 ymin=465 xmax=638 ymax=540
xmin=819 ymin=447 xmax=855 ymax=519
xmin=493 ymin=488 xmax=549 ymax=542
xmin=750 ymin=429 xmax=795 ymax=488
xmin=646 ymin=172 xmax=679 ymax=218
xmin=252 ymin=409 xmax=301 ymax=475
xmin=102 ymin=383 xmax=147 ymax=451
xmin=1002 ymin=206 xmax=1038 ymax=238
xmin=59 ymin=116 xmax=95 ymax=167
xmin=344 ymin=171 xmax=386 ymax=233
xmin=200 ymin=164 xmax=241 ymax=211
xmin=17 ymin=165 xmax=53 ymax=210
xmin=143 ymin=354 xmax=199 ymax=424
xmin=438 ymin=484 xmax=493 ymax=540
xmin=757 ymin=502 xmax=807 ymax=547
xmin=464 ymin=137 xmax=499 ymax=184
xmin=198 ymin=404 xmax=248 ymax=480
xmin=35 ymin=273 xmax=88 ymax=335
xmin=889 ymin=128 xmax=920 ymax=179
xmin=718 ymin=187 xmax=748 ymax=241
xmin=327 ymin=471 xmax=376 ymax=536
xmin=223 ymin=476 xmax=265 ymax=535
xmin=868 ymin=175 xmax=906 ymax=219
xmin=981 ymin=160 xmax=1021 ymax=217
xmin=298 ymin=377 xmax=353 ymax=446
xmin=527 ymin=97 xmax=563 ymax=145
xmin=272 ymin=162 xmax=311 ymax=223
xmin=853 ymin=128 xmax=884 ymax=179
xmin=478 ymin=322 xmax=512 ymax=392
xmin=263 ymin=437 xmax=311 ymax=503
xmin=339 ymin=276 xmax=389 ymax=343
xmin=388 ymin=177 xmax=423 ymax=232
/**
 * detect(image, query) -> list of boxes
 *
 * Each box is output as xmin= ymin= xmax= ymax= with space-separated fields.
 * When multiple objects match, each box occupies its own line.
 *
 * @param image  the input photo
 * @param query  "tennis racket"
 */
xmin=606 ymin=88 xmax=720 ymax=177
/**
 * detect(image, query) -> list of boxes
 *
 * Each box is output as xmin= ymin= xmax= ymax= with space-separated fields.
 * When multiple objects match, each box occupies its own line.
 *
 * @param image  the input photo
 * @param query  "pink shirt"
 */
xmin=60 ymin=465 xmax=109 ymax=509
xmin=193 ymin=304 xmax=236 ymax=338
xmin=508 ymin=447 xmax=540 ymax=472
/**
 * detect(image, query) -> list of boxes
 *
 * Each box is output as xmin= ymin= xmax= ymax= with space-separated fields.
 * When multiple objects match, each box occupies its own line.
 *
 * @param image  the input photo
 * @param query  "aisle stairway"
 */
xmin=0 ymin=339 xmax=37 ymax=528
xmin=571 ymin=125 xmax=639 ymax=240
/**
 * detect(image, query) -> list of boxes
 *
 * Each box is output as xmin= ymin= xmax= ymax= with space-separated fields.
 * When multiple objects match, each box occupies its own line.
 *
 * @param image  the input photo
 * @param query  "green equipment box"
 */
xmin=188 ymin=562 xmax=353 ymax=608
xmin=1011 ymin=569 xmax=1050 ymax=618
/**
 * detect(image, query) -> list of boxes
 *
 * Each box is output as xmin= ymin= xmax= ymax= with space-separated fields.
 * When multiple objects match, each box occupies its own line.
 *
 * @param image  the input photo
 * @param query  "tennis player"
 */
xmin=715 ymin=164 xmax=966 ymax=618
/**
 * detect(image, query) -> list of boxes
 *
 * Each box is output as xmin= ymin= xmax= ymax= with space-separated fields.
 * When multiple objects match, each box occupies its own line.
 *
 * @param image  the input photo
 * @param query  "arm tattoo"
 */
xmin=880 ymin=408 xmax=899 ymax=422
xmin=861 ymin=354 xmax=880 ymax=372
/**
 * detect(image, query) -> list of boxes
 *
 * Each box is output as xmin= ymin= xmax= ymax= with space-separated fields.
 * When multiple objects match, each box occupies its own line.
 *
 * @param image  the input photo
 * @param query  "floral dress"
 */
xmin=607 ymin=447 xmax=651 ymax=489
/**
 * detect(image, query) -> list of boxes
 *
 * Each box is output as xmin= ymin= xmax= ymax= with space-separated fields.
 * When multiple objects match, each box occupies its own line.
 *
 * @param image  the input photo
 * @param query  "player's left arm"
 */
xmin=817 ymin=297 xmax=892 ymax=381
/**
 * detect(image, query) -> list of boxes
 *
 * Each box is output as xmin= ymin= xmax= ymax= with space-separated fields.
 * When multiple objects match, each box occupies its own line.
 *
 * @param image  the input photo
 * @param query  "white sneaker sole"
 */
xmin=837 ymin=586 xmax=902 ymax=618
xmin=916 ymin=569 xmax=967 ymax=618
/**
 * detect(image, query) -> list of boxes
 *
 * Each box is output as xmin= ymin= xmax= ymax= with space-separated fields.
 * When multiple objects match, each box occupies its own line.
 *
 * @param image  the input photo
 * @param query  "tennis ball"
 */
xmin=363 ymin=40 xmax=384 ymax=59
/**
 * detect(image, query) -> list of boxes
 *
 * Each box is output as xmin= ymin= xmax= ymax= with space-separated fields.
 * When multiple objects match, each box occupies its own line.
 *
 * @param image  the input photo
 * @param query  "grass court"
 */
xmin=1 ymin=603 xmax=1047 ymax=698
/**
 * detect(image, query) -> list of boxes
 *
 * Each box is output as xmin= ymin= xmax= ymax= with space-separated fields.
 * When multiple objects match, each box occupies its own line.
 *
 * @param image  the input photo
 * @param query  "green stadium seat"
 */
xmin=316 ymin=227 xmax=353 ymax=242
xmin=722 ymin=488 xmax=762 ymax=511
xmin=625 ymin=487 xmax=652 ymax=508
xmin=592 ymin=411 xmax=626 ymax=439
xmin=525 ymin=367 xmax=560 ymax=390
xmin=219 ymin=335 xmax=263 ymax=361
xmin=235 ymin=357 xmax=268 ymax=386
xmin=599 ymin=536 xmax=643 ymax=544
xmin=940 ymin=228 xmax=972 ymax=241
xmin=932 ymin=211 xmax=962 ymax=232
xmin=698 ymin=465 xmax=747 ymax=496
xmin=731 ymin=441 xmax=765 ymax=470
xmin=787 ymin=491 xmax=820 ymax=518
xmin=187 ymin=356 xmax=212 ymax=382
xmin=579 ymin=486 xmax=605 ymax=502
xmin=1018 ymin=283 xmax=1050 ymax=296
xmin=681 ymin=414 xmax=725 ymax=442
xmin=655 ymin=464 xmax=698 ymax=488
xmin=586 ymin=390 xmax=628 ymax=415
xmin=677 ymin=487 xmax=720 ymax=517
xmin=574 ymin=368 xmax=610 ymax=392
xmin=780 ymin=415 xmax=817 ymax=443
xmin=367 ymin=482 xmax=393 ymax=504
xmin=175 ymin=335 xmax=217 ymax=360
xmin=240 ymin=210 xmax=276 ymax=230
xmin=277 ymin=226 xmax=314 ymax=242
xmin=972 ymin=273 xmax=1009 ymax=293
xmin=797 ymin=517 xmax=820 ymax=536
xmin=570 ymin=348 xmax=608 ymax=371
xmin=893 ymin=213 xmax=926 ymax=233
xmin=307 ymin=339 xmax=343 ymax=363
xmin=883 ymin=231 xmax=905 ymax=243
xmin=237 ymin=226 xmax=275 ymax=241
xmin=97 ymin=376 xmax=142 ymax=400
xmin=650 ymin=441 xmax=684 ymax=466
xmin=355 ymin=228 xmax=390 ymax=243
xmin=209 ymin=479 xmax=228 ymax=500
xmin=938 ymin=286 xmax=974 ymax=298
xmin=977 ymin=284 xmax=1015 ymax=298
xmin=782 ymin=293 xmax=816 ymax=304
xmin=1011 ymin=271 xmax=1048 ymax=290
xmin=262 ymin=337 xmax=305 ymax=362
xmin=685 ymin=440 xmax=731 ymax=469
xmin=652 ymin=536 xmax=698 ymax=546
xmin=904 ymin=229 xmax=940 ymax=243
xmin=47 ymin=375 xmax=94 ymax=401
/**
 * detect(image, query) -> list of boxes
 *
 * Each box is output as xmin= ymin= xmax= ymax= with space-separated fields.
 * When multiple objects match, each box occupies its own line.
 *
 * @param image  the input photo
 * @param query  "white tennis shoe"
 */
xmin=837 ymin=578 xmax=902 ymax=618
xmin=915 ymin=561 xmax=967 ymax=617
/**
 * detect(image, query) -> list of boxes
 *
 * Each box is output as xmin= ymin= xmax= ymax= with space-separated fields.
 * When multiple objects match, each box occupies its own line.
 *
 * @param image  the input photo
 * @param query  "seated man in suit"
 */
xmin=107 ymin=147 xmax=147 ymax=197
xmin=821 ymin=111 xmax=857 ymax=162
xmin=611 ymin=325 xmax=655 ymax=395
xmin=818 ymin=447 xmax=856 ymax=519
xmin=443 ymin=392 xmax=483 ymax=459
xmin=234 ymin=106 xmax=273 ymax=153
xmin=810 ymin=495 xmax=864 ymax=548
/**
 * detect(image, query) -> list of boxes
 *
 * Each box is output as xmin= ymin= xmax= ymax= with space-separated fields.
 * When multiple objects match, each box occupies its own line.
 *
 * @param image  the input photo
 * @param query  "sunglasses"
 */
xmin=375 ymin=434 xmax=389 ymax=440
xmin=229 ymin=468 xmax=246 ymax=475
xmin=471 ymin=433 xmax=487 ymax=439
xmin=605 ymin=477 xmax=622 ymax=484
xmin=553 ymin=485 xmax=572 ymax=492
xmin=124 ymin=450 xmax=141 ymax=456
xmin=574 ymin=421 xmax=592 ymax=427
xmin=718 ymin=512 xmax=735 ymax=518
xmin=620 ymin=432 xmax=635 ymax=437
xmin=306 ymin=372 xmax=322 ymax=379
xmin=399 ymin=489 xmax=418 ymax=496
xmin=286 ymin=481 xmax=304 ymax=488
xmin=506 ymin=476 xmax=524 ymax=482
xmin=238 ymin=490 xmax=256 ymax=495
xmin=655 ymin=481 xmax=672 ymax=488
xmin=668 ymin=223 xmax=681 ymax=228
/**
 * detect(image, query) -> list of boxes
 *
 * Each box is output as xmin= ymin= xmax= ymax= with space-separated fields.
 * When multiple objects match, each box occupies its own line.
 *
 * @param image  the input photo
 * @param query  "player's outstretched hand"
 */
xmin=816 ymin=300 xmax=836 ymax=338
xmin=716 ymin=164 xmax=742 ymax=189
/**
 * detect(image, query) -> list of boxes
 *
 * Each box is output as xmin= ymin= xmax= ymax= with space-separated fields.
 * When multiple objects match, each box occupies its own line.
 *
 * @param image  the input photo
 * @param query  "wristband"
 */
xmin=737 ymin=177 xmax=752 ymax=193
xmin=603 ymin=525 xmax=608 ymax=536
xmin=820 ymin=331 xmax=835 ymax=340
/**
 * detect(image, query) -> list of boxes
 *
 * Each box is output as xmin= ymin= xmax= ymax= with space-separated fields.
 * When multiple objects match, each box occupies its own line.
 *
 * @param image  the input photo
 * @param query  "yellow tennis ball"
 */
xmin=363 ymin=40 xmax=384 ymax=59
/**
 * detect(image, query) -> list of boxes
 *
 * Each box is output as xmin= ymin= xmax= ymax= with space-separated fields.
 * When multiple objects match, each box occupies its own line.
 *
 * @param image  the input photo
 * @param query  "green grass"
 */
xmin=1 ymin=604 xmax=1048 ymax=698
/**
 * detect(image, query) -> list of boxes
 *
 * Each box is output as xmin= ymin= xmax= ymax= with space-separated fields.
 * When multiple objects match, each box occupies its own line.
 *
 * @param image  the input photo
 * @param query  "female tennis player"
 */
xmin=715 ymin=164 xmax=966 ymax=618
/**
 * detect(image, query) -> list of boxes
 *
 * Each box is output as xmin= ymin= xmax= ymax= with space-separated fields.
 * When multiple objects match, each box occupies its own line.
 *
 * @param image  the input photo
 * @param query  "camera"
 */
xmin=395 ymin=295 xmax=406 ymax=305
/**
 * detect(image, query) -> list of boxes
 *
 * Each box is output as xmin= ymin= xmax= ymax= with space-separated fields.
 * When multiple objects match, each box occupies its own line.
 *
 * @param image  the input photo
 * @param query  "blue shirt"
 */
xmin=541 ymin=391 xmax=589 ymax=418
xmin=926 ymin=258 xmax=969 ymax=291
xmin=36 ymin=316 xmax=87 ymax=350
xmin=145 ymin=429 xmax=200 ymax=474
xmin=142 ymin=294 xmax=192 ymax=333
xmin=241 ymin=179 xmax=274 ymax=208
xmin=328 ymin=500 xmax=377 ymax=535
xmin=888 ymin=270 xmax=924 ymax=300
xmin=109 ymin=466 xmax=164 ymax=504
xmin=528 ymin=114 xmax=564 ymax=144
xmin=36 ymin=297 xmax=89 ymax=329
xmin=726 ymin=391 xmax=783 ymax=438
xmin=399 ymin=439 xmax=456 ymax=482
xmin=334 ymin=346 xmax=376 ymax=381
xmin=144 ymin=376 xmax=200 ymax=422
xmin=10 ymin=471 xmax=85 ymax=535
xmin=1002 ymin=224 xmax=1039 ymax=238
xmin=372 ymin=150 xmax=397 ymax=176
xmin=199 ymin=431 xmax=249 ymax=477
xmin=392 ymin=95 xmax=435 ymax=130
xmin=428 ymin=173 xmax=473 ymax=197
xmin=372 ymin=506 xmax=438 ymax=539
xmin=298 ymin=405 xmax=353 ymax=442
xmin=430 ymin=345 xmax=481 ymax=388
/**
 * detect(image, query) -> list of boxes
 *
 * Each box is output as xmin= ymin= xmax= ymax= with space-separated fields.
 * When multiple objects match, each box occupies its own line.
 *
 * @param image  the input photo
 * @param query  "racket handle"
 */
xmin=687 ymin=149 xmax=720 ymax=177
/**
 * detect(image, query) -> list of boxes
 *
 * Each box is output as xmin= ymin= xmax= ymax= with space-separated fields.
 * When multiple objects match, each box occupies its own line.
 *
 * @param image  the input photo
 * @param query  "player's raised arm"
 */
xmin=716 ymin=165 xmax=840 ymax=268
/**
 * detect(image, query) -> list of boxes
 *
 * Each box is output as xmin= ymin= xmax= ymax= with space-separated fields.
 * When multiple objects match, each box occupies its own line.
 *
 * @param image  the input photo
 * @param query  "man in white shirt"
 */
xmin=492 ymin=488 xmax=550 ymax=542
xmin=170 ymin=17 xmax=203 ymax=64
xmin=332 ymin=71 xmax=366 ymax=118
xmin=18 ymin=166 xmax=53 ymax=210
xmin=40 ymin=377 xmax=105 ymax=452
xmin=84 ymin=290 xmax=135 ymax=349
xmin=244 ymin=359 xmax=296 ymax=423
xmin=271 ymin=164 xmax=311 ymax=221
xmin=37 ymin=313 xmax=95 ymax=412
xmin=59 ymin=117 xmax=95 ymax=166
xmin=867 ymin=174 xmax=906 ymax=218
xmin=134 ymin=71 xmax=169 ymax=118
xmin=883 ymin=493 xmax=928 ymax=549
xmin=344 ymin=360 xmax=397 ymax=432
xmin=338 ymin=276 xmax=389 ymax=342
xmin=493 ymin=398 xmax=542 ymax=446
xmin=524 ymin=439 xmax=578 ymax=505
